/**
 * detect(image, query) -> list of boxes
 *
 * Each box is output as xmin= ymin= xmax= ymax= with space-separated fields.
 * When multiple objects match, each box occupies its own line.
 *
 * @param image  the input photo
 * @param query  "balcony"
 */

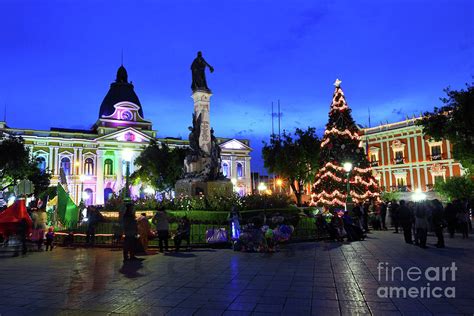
xmin=370 ymin=160 xmax=379 ymax=167
xmin=430 ymin=154 xmax=443 ymax=161
xmin=393 ymin=157 xmax=405 ymax=165
xmin=388 ymin=185 xmax=410 ymax=192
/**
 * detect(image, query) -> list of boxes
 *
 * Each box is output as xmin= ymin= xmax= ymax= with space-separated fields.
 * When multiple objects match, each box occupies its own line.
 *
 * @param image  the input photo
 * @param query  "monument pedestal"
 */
xmin=175 ymin=179 xmax=233 ymax=197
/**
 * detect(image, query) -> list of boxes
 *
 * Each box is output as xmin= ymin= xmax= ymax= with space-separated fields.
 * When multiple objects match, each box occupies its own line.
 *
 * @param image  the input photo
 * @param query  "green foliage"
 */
xmin=417 ymin=83 xmax=474 ymax=172
xmin=262 ymin=127 xmax=321 ymax=205
xmin=434 ymin=176 xmax=474 ymax=201
xmin=380 ymin=191 xmax=401 ymax=202
xmin=131 ymin=140 xmax=187 ymax=193
xmin=0 ymin=135 xmax=51 ymax=195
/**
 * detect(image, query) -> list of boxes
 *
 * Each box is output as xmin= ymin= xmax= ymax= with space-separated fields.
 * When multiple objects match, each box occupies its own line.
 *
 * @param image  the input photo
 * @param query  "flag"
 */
xmin=57 ymin=183 xmax=78 ymax=228
xmin=0 ymin=199 xmax=32 ymax=235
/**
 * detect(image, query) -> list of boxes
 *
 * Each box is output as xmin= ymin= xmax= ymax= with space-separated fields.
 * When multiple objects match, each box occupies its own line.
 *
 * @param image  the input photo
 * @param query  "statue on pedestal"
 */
xmin=191 ymin=51 xmax=214 ymax=92
xmin=186 ymin=112 xmax=203 ymax=163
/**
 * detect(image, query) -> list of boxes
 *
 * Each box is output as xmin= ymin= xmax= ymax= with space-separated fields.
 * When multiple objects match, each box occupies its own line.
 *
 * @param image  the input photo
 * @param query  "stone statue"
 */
xmin=209 ymin=128 xmax=223 ymax=180
xmin=187 ymin=112 xmax=202 ymax=162
xmin=191 ymin=51 xmax=214 ymax=92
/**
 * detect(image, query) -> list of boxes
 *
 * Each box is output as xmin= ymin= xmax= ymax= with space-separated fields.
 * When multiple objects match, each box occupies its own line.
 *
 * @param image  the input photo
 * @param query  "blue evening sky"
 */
xmin=0 ymin=0 xmax=472 ymax=172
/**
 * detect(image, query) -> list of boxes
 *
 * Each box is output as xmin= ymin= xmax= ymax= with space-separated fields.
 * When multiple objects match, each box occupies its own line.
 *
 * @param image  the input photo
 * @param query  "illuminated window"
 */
xmin=237 ymin=163 xmax=243 ymax=178
xmin=37 ymin=156 xmax=47 ymax=172
xmin=84 ymin=188 xmax=93 ymax=206
xmin=60 ymin=157 xmax=71 ymax=175
xmin=84 ymin=158 xmax=94 ymax=176
xmin=222 ymin=162 xmax=229 ymax=177
xmin=104 ymin=159 xmax=113 ymax=175
xmin=396 ymin=177 xmax=405 ymax=187
xmin=370 ymin=154 xmax=377 ymax=162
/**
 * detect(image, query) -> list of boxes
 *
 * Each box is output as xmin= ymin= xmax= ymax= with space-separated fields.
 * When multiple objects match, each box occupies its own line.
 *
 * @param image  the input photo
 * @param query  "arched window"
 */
xmin=104 ymin=188 xmax=114 ymax=202
xmin=237 ymin=162 xmax=243 ymax=178
xmin=222 ymin=162 xmax=229 ymax=177
xmin=60 ymin=157 xmax=71 ymax=175
xmin=104 ymin=159 xmax=113 ymax=176
xmin=84 ymin=158 xmax=94 ymax=176
xmin=84 ymin=188 xmax=93 ymax=206
xmin=37 ymin=156 xmax=47 ymax=173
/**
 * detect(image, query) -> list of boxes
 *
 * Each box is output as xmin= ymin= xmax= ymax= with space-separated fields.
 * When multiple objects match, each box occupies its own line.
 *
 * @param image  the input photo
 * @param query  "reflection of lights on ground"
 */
xmin=412 ymin=188 xmax=427 ymax=202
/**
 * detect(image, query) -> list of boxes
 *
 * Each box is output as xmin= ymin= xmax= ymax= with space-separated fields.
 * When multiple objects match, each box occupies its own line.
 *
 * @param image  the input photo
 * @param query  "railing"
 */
xmin=388 ymin=185 xmax=410 ymax=192
xmin=393 ymin=157 xmax=405 ymax=164
xmin=370 ymin=161 xmax=379 ymax=167
xmin=430 ymin=154 xmax=443 ymax=161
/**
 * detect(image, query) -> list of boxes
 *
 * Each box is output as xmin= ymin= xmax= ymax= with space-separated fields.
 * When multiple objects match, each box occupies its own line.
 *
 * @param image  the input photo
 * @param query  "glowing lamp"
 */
xmin=144 ymin=186 xmax=155 ymax=195
xmin=231 ymin=178 xmax=237 ymax=185
xmin=257 ymin=182 xmax=267 ymax=192
xmin=82 ymin=191 xmax=90 ymax=200
xmin=343 ymin=162 xmax=353 ymax=173
xmin=412 ymin=188 xmax=426 ymax=202
xmin=276 ymin=178 xmax=283 ymax=186
xmin=122 ymin=149 xmax=133 ymax=162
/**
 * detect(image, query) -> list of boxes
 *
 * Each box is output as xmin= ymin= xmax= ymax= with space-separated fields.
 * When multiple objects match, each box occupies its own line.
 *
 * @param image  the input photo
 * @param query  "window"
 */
xmin=84 ymin=158 xmax=94 ymax=176
xmin=237 ymin=163 xmax=243 ymax=178
xmin=104 ymin=159 xmax=113 ymax=176
xmin=222 ymin=162 xmax=229 ymax=177
xmin=84 ymin=188 xmax=93 ymax=206
xmin=104 ymin=188 xmax=114 ymax=202
xmin=370 ymin=154 xmax=377 ymax=162
xmin=431 ymin=145 xmax=442 ymax=160
xmin=60 ymin=157 xmax=71 ymax=175
xmin=396 ymin=177 xmax=406 ymax=187
xmin=37 ymin=156 xmax=47 ymax=172
xmin=394 ymin=151 xmax=404 ymax=164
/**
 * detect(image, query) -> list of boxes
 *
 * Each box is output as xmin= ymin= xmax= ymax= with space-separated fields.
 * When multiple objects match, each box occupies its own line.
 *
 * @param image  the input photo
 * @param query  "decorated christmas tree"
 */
xmin=312 ymin=79 xmax=379 ymax=209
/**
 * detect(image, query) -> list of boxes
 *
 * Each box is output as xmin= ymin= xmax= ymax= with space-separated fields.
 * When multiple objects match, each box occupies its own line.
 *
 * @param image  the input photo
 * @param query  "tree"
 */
xmin=434 ymin=176 xmax=474 ymax=201
xmin=262 ymin=127 xmax=321 ymax=206
xmin=312 ymin=80 xmax=379 ymax=209
xmin=0 ymin=135 xmax=51 ymax=195
xmin=131 ymin=140 xmax=187 ymax=195
xmin=417 ymin=83 xmax=474 ymax=172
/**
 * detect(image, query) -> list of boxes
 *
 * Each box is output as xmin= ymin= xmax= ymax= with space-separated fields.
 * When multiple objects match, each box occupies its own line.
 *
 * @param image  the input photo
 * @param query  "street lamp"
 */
xmin=412 ymin=188 xmax=426 ymax=202
xmin=122 ymin=149 xmax=133 ymax=200
xmin=343 ymin=162 xmax=353 ymax=211
xmin=276 ymin=178 xmax=283 ymax=193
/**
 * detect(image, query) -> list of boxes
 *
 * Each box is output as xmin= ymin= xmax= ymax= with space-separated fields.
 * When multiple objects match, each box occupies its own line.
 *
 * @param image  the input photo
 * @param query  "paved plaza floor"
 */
xmin=0 ymin=231 xmax=473 ymax=316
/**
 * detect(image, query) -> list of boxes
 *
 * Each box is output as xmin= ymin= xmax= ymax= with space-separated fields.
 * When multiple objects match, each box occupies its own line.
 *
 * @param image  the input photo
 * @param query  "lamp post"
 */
xmin=122 ymin=149 xmax=133 ymax=200
xmin=79 ymin=175 xmax=86 ymax=203
xmin=343 ymin=162 xmax=353 ymax=211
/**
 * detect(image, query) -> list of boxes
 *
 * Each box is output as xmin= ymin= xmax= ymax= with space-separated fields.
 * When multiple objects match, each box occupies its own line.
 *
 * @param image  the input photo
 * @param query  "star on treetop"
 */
xmin=334 ymin=78 xmax=342 ymax=88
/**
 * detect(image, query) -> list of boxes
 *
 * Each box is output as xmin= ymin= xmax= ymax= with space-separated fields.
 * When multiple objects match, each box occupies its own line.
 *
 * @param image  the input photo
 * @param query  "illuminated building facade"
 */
xmin=0 ymin=65 xmax=252 ymax=205
xmin=360 ymin=117 xmax=465 ymax=196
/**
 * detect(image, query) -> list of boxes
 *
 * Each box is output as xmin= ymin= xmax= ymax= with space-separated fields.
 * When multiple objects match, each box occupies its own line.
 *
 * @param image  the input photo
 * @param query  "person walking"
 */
xmin=122 ymin=202 xmax=141 ymax=261
xmin=45 ymin=226 xmax=55 ymax=251
xmin=415 ymin=203 xmax=429 ymax=248
xmin=15 ymin=218 xmax=29 ymax=256
xmin=380 ymin=201 xmax=388 ymax=230
xmin=137 ymin=213 xmax=151 ymax=252
xmin=431 ymin=199 xmax=446 ymax=248
xmin=152 ymin=207 xmax=169 ymax=253
xmin=398 ymin=200 xmax=413 ymax=244
xmin=174 ymin=216 xmax=191 ymax=252
xmin=362 ymin=201 xmax=370 ymax=233
xmin=445 ymin=202 xmax=457 ymax=238
xmin=457 ymin=208 xmax=469 ymax=239
xmin=390 ymin=200 xmax=400 ymax=233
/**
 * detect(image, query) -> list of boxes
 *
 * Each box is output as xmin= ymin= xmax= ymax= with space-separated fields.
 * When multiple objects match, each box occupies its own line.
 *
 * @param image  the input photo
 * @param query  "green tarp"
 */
xmin=57 ymin=183 xmax=79 ymax=228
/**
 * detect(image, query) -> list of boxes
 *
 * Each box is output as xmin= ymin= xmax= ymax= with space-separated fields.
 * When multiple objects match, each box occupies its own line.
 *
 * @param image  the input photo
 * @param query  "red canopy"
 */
xmin=0 ymin=199 xmax=32 ymax=236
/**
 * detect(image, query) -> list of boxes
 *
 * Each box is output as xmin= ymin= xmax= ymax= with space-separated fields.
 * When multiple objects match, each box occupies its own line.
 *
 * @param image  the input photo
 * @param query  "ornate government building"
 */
xmin=0 ymin=65 xmax=252 ymax=205
xmin=360 ymin=117 xmax=465 ymax=197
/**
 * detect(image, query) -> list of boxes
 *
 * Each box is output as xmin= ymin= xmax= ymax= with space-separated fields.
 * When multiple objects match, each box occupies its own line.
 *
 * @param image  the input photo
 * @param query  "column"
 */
xmin=192 ymin=90 xmax=212 ymax=155
xmin=78 ymin=148 xmax=83 ymax=176
xmin=54 ymin=147 xmax=59 ymax=175
xmin=73 ymin=148 xmax=78 ymax=175
xmin=407 ymin=137 xmax=414 ymax=190
xmin=49 ymin=146 xmax=54 ymax=174
xmin=96 ymin=150 xmax=105 ymax=205
xmin=117 ymin=155 xmax=123 ymax=187
xmin=446 ymin=139 xmax=454 ymax=176
xmin=244 ymin=156 xmax=252 ymax=194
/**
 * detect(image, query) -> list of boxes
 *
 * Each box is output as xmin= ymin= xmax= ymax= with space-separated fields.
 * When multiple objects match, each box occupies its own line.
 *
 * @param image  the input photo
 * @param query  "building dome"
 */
xmin=98 ymin=65 xmax=144 ymax=118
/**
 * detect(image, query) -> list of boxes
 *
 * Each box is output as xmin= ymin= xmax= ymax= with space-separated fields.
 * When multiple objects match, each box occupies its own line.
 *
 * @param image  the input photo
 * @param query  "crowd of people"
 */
xmin=319 ymin=198 xmax=472 ymax=248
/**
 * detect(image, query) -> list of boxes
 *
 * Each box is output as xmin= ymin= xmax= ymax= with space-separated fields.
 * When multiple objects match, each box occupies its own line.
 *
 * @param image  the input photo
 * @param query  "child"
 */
xmin=45 ymin=227 xmax=55 ymax=251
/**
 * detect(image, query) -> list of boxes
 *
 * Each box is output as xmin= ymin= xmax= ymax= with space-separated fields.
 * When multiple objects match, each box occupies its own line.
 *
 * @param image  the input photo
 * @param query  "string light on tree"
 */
xmin=312 ymin=79 xmax=380 ymax=209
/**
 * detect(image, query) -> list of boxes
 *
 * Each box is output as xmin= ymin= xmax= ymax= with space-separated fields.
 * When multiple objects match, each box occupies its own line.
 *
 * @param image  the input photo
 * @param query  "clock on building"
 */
xmin=121 ymin=110 xmax=133 ymax=121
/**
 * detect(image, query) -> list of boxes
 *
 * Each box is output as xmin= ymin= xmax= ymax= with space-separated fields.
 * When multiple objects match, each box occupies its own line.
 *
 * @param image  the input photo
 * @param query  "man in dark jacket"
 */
xmin=398 ymin=200 xmax=412 ymax=244
xmin=390 ymin=200 xmax=400 ymax=233
xmin=431 ymin=199 xmax=445 ymax=248
xmin=122 ymin=202 xmax=141 ymax=262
